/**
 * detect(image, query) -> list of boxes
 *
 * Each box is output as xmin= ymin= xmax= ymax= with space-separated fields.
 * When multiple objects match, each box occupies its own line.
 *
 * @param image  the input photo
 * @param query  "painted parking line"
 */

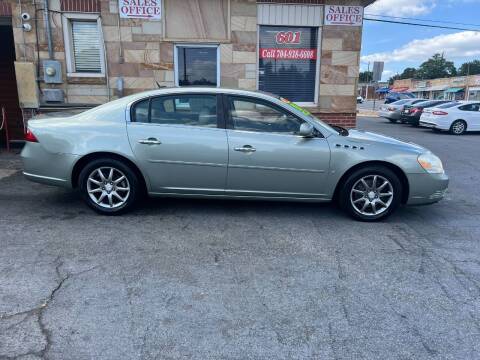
xmin=0 ymin=169 xmax=18 ymax=180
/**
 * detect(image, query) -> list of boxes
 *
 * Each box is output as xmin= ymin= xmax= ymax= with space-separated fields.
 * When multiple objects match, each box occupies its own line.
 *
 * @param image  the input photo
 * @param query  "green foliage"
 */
xmin=416 ymin=54 xmax=457 ymax=79
xmin=359 ymin=71 xmax=373 ymax=83
xmin=400 ymin=67 xmax=417 ymax=79
xmin=458 ymin=60 xmax=480 ymax=76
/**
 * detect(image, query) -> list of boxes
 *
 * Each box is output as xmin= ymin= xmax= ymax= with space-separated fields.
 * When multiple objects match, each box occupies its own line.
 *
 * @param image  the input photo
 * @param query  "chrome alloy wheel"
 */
xmin=86 ymin=167 xmax=130 ymax=209
xmin=451 ymin=121 xmax=466 ymax=134
xmin=350 ymin=175 xmax=394 ymax=217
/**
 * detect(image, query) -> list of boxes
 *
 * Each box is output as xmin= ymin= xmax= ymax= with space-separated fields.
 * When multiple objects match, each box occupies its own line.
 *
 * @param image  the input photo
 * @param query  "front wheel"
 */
xmin=339 ymin=166 xmax=402 ymax=221
xmin=79 ymin=158 xmax=140 ymax=215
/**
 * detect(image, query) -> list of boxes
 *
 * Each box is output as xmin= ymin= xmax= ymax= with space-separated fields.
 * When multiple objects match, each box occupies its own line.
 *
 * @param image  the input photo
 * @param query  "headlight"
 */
xmin=418 ymin=153 xmax=444 ymax=174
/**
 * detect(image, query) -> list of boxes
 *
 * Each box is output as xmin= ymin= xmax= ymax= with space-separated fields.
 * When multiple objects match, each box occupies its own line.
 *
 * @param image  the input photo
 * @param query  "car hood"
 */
xmin=346 ymin=129 xmax=427 ymax=153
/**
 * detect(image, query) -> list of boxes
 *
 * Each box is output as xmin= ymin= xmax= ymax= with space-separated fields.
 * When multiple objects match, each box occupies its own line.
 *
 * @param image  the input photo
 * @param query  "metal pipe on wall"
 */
xmin=43 ymin=0 xmax=53 ymax=59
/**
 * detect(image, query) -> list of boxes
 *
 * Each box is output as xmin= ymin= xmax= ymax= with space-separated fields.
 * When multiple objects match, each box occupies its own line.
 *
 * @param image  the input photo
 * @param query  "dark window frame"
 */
xmin=130 ymin=93 xmax=224 ymax=129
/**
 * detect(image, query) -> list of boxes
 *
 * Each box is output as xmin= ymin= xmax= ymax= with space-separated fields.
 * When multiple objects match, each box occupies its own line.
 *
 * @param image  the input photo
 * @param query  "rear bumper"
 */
xmin=378 ymin=110 xmax=401 ymax=120
xmin=401 ymin=115 xmax=421 ymax=124
xmin=21 ymin=142 xmax=78 ymax=188
xmin=406 ymin=172 xmax=449 ymax=205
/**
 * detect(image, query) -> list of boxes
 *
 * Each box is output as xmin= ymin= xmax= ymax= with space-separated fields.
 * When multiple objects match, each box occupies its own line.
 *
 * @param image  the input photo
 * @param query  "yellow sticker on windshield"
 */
xmin=280 ymin=97 xmax=312 ymax=116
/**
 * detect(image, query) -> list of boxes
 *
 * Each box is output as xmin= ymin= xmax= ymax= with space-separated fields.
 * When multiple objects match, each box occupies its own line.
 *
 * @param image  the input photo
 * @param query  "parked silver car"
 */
xmin=378 ymin=98 xmax=428 ymax=123
xmin=21 ymin=88 xmax=449 ymax=221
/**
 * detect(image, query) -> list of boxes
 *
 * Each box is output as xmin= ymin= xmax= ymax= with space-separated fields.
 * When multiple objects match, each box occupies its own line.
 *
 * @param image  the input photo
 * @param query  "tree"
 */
xmin=458 ymin=60 xmax=480 ymax=76
xmin=400 ymin=67 xmax=417 ymax=79
xmin=359 ymin=71 xmax=373 ymax=83
xmin=388 ymin=74 xmax=401 ymax=85
xmin=416 ymin=53 xmax=457 ymax=79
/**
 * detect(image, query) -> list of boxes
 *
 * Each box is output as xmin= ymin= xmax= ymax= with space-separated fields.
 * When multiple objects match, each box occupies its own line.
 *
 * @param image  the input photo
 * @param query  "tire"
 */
xmin=388 ymin=119 xmax=397 ymax=123
xmin=339 ymin=166 xmax=402 ymax=222
xmin=78 ymin=158 xmax=140 ymax=215
xmin=450 ymin=120 xmax=467 ymax=135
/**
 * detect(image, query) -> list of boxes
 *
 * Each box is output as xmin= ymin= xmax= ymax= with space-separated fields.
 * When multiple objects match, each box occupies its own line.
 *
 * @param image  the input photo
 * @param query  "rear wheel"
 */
xmin=79 ymin=158 xmax=139 ymax=215
xmin=450 ymin=120 xmax=466 ymax=135
xmin=339 ymin=166 xmax=402 ymax=221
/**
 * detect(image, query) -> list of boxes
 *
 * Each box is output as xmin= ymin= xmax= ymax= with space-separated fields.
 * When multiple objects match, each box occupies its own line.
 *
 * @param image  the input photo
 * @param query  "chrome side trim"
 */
xmin=23 ymin=172 xmax=67 ymax=182
xmin=147 ymin=159 xmax=227 ymax=167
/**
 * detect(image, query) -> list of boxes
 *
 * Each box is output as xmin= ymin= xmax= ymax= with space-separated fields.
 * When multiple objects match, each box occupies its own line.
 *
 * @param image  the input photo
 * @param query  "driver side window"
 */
xmin=228 ymin=97 xmax=304 ymax=135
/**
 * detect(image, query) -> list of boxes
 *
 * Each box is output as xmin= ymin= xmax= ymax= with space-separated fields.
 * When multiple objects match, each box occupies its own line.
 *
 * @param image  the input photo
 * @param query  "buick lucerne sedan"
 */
xmin=22 ymin=88 xmax=449 ymax=221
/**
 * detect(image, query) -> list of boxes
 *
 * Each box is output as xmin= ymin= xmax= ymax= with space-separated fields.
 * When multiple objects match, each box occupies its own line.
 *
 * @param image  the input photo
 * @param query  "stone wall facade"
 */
xmin=5 ymin=0 xmax=372 ymax=130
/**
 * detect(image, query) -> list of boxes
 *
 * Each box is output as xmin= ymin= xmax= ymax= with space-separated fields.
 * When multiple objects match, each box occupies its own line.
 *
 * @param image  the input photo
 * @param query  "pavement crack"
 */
xmin=0 ymin=258 xmax=100 ymax=360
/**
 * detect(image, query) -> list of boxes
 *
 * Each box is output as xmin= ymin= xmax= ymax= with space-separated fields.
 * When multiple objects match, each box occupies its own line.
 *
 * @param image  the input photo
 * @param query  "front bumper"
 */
xmin=21 ymin=142 xmax=78 ymax=188
xmin=406 ymin=172 xmax=449 ymax=205
xmin=419 ymin=119 xmax=450 ymax=130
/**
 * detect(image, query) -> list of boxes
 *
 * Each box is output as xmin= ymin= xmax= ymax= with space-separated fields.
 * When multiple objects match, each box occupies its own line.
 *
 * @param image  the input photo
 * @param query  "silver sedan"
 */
xmin=21 ymin=88 xmax=449 ymax=221
xmin=378 ymin=98 xmax=428 ymax=123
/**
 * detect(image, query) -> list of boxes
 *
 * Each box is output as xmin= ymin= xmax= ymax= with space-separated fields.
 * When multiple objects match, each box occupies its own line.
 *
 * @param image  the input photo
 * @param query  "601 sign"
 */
xmin=275 ymin=31 xmax=301 ymax=44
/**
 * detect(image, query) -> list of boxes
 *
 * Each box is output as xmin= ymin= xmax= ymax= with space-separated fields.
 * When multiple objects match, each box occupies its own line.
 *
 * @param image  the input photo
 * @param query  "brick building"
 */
xmin=0 ymin=0 xmax=374 ymax=144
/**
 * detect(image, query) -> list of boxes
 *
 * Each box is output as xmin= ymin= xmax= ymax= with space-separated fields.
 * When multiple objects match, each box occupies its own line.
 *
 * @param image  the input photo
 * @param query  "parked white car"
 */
xmin=420 ymin=101 xmax=480 ymax=135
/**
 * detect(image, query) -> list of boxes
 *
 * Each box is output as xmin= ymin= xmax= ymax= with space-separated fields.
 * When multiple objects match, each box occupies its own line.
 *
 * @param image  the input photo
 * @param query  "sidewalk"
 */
xmin=0 ymin=150 xmax=21 ymax=180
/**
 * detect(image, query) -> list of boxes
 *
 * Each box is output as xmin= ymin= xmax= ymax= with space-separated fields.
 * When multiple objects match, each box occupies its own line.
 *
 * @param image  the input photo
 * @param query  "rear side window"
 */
xmin=459 ymin=103 xmax=480 ymax=111
xmin=131 ymin=95 xmax=218 ymax=127
xmin=392 ymin=99 xmax=409 ymax=105
xmin=132 ymin=99 xmax=149 ymax=123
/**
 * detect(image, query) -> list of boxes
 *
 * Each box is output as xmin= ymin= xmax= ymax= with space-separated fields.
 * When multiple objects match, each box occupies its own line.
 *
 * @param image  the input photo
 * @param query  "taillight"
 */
xmin=411 ymin=108 xmax=422 ymax=114
xmin=25 ymin=128 xmax=38 ymax=142
xmin=432 ymin=111 xmax=448 ymax=116
xmin=387 ymin=107 xmax=395 ymax=111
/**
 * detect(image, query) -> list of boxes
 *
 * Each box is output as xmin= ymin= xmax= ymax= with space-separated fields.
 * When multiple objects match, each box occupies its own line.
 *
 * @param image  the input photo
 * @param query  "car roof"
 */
xmin=128 ymin=87 xmax=274 ymax=100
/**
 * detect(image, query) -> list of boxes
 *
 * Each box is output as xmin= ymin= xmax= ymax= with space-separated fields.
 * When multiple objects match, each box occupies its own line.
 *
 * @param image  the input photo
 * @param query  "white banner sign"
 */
xmin=119 ymin=0 xmax=162 ymax=20
xmin=324 ymin=5 xmax=363 ymax=26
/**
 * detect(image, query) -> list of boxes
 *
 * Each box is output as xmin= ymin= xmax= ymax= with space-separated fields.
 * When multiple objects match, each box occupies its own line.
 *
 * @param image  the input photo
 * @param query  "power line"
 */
xmin=364 ymin=18 xmax=480 ymax=32
xmin=365 ymin=13 xmax=480 ymax=28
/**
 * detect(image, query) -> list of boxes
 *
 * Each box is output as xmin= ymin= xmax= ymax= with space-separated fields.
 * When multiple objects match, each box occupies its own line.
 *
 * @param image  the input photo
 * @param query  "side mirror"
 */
xmin=298 ymin=122 xmax=315 ymax=138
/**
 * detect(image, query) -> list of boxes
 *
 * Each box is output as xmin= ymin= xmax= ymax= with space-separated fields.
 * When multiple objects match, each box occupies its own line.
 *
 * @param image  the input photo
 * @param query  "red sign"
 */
xmin=324 ymin=5 xmax=363 ymax=26
xmin=275 ymin=31 xmax=301 ymax=44
xmin=260 ymin=48 xmax=317 ymax=60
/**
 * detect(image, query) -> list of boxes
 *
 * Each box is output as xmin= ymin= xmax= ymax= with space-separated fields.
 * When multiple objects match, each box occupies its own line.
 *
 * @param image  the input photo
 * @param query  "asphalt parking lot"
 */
xmin=1 ymin=117 xmax=480 ymax=359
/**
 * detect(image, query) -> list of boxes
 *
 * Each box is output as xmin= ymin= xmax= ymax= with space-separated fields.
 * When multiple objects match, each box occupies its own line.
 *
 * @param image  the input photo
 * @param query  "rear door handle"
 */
xmin=234 ymin=145 xmax=256 ymax=153
xmin=138 ymin=138 xmax=162 ymax=145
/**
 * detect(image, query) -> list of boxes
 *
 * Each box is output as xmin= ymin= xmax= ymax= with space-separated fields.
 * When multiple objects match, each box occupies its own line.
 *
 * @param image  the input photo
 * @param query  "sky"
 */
xmin=361 ymin=0 xmax=480 ymax=81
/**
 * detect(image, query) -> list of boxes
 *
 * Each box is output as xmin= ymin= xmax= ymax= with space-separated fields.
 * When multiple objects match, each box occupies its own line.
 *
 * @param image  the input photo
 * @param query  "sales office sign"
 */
xmin=324 ymin=5 xmax=363 ymax=26
xmin=119 ymin=0 xmax=161 ymax=20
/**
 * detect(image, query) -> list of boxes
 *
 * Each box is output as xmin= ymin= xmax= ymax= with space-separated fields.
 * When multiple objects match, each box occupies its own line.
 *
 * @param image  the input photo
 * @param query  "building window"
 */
xmin=62 ymin=14 xmax=105 ymax=77
xmin=174 ymin=45 xmax=220 ymax=87
xmin=258 ymin=26 xmax=319 ymax=104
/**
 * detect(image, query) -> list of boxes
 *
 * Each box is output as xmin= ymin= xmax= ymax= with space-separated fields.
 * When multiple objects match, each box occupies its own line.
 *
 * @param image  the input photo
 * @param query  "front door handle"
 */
xmin=234 ymin=145 xmax=256 ymax=153
xmin=138 ymin=138 xmax=162 ymax=145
